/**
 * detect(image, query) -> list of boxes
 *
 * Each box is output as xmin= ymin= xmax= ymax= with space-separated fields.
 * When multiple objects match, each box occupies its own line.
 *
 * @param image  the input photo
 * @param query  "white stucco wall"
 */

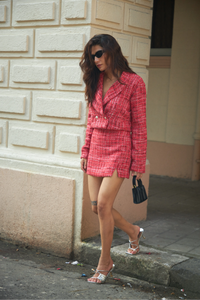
xmin=0 ymin=0 xmax=153 ymax=255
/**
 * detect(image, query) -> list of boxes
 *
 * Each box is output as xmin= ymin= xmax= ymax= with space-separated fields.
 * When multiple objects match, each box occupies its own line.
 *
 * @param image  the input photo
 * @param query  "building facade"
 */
xmin=0 ymin=0 xmax=152 ymax=256
xmin=147 ymin=0 xmax=200 ymax=180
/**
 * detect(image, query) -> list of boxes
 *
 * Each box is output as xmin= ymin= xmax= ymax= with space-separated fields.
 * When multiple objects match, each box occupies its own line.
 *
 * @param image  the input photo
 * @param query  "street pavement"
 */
xmin=80 ymin=175 xmax=200 ymax=298
xmin=1 ymin=175 xmax=200 ymax=299
xmin=0 ymin=239 xmax=196 ymax=299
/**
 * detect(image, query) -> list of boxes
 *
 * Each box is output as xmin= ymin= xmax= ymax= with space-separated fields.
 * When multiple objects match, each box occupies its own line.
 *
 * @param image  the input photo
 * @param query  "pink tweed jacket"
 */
xmin=81 ymin=71 xmax=147 ymax=173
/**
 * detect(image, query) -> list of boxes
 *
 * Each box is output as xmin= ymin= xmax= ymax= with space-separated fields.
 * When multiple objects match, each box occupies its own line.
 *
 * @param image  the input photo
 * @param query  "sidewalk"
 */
xmin=79 ymin=175 xmax=200 ymax=296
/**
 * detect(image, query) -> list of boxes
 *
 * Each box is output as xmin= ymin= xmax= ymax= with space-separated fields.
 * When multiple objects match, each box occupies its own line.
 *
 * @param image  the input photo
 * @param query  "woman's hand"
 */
xmin=131 ymin=171 xmax=143 ymax=180
xmin=81 ymin=158 xmax=87 ymax=172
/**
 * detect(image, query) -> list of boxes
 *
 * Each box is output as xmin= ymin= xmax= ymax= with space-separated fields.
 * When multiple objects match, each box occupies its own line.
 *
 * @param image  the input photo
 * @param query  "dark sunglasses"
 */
xmin=91 ymin=50 xmax=104 ymax=60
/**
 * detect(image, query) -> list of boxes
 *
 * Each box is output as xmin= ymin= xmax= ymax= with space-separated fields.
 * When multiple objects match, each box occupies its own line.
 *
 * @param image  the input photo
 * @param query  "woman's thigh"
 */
xmin=98 ymin=170 xmax=124 ymax=209
xmin=88 ymin=175 xmax=103 ymax=203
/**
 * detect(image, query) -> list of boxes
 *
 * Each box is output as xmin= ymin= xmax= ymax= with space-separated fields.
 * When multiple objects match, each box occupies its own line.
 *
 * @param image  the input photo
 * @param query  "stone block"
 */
xmin=132 ymin=36 xmax=151 ymax=65
xmin=60 ymin=66 xmax=83 ymax=85
xmin=57 ymin=60 xmax=84 ymax=91
xmin=0 ymin=120 xmax=7 ymax=147
xmin=136 ymin=0 xmax=153 ymax=8
xmin=61 ymin=0 xmax=92 ymax=25
xmin=12 ymin=65 xmax=50 ymax=84
xmin=0 ymin=90 xmax=31 ymax=120
xmin=0 ymin=60 xmax=9 ymax=87
xmin=113 ymin=32 xmax=132 ymax=62
xmin=32 ymin=91 xmax=86 ymax=125
xmin=124 ymin=4 xmax=152 ymax=36
xmin=63 ymin=0 xmax=86 ymax=19
xmin=132 ymin=66 xmax=149 ymax=90
xmin=34 ymin=98 xmax=81 ymax=119
xmin=0 ymin=29 xmax=33 ymax=57
xmin=55 ymin=125 xmax=85 ymax=158
xmin=0 ymin=95 xmax=25 ymax=114
xmin=0 ymin=66 xmax=3 ymax=82
xmin=0 ymin=168 xmax=75 ymax=256
xmin=8 ymin=121 xmax=54 ymax=154
xmin=0 ymin=35 xmax=28 ymax=52
xmin=59 ymin=133 xmax=80 ymax=154
xmin=12 ymin=0 xmax=60 ymax=27
xmin=0 ymin=4 xmax=6 ymax=22
xmin=35 ymin=27 xmax=90 ymax=58
xmin=16 ymin=2 xmax=55 ymax=22
xmin=91 ymin=0 xmax=124 ymax=30
xmin=0 ymin=65 xmax=4 ymax=83
xmin=10 ymin=60 xmax=55 ymax=89
xmin=90 ymin=27 xmax=112 ymax=37
xmin=10 ymin=127 xmax=49 ymax=150
xmin=0 ymin=0 xmax=11 ymax=28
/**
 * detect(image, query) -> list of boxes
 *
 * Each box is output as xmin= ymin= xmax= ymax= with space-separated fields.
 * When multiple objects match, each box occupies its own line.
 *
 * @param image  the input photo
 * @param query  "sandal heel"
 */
xmin=126 ymin=227 xmax=144 ymax=255
xmin=88 ymin=264 xmax=115 ymax=284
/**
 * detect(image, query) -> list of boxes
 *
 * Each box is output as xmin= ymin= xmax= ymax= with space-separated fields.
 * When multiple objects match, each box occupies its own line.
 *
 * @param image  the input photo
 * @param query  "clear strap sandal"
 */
xmin=88 ymin=264 xmax=115 ymax=284
xmin=126 ymin=228 xmax=145 ymax=255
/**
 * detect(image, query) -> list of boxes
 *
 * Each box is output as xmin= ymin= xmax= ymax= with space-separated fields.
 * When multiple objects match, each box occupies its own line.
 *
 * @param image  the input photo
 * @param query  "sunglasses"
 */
xmin=91 ymin=50 xmax=104 ymax=60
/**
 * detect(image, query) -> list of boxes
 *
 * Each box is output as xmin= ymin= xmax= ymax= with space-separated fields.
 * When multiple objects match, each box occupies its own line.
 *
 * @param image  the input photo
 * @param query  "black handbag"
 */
xmin=132 ymin=175 xmax=148 ymax=204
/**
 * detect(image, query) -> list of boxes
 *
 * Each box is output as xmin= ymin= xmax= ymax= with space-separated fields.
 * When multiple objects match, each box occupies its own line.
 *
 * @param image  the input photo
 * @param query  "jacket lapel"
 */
xmin=92 ymin=73 xmax=104 ymax=114
xmin=91 ymin=72 xmax=127 ymax=113
xmin=103 ymin=72 xmax=127 ymax=105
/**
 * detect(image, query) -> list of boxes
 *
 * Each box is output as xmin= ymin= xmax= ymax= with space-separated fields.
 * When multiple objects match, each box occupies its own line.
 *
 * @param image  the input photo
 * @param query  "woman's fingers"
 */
xmin=83 ymin=159 xmax=87 ymax=171
xmin=131 ymin=171 xmax=143 ymax=180
xmin=81 ymin=158 xmax=87 ymax=172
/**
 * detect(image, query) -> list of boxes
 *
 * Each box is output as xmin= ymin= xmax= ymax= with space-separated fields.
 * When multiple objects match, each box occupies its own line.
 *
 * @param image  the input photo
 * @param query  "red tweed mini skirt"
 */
xmin=86 ymin=128 xmax=131 ymax=179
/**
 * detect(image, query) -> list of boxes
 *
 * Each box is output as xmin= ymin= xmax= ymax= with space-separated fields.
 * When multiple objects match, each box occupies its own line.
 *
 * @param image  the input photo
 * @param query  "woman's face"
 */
xmin=91 ymin=45 xmax=110 ymax=72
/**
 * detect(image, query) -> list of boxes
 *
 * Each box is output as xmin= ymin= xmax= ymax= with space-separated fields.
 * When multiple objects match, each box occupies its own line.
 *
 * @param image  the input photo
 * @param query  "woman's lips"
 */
xmin=96 ymin=64 xmax=102 ymax=68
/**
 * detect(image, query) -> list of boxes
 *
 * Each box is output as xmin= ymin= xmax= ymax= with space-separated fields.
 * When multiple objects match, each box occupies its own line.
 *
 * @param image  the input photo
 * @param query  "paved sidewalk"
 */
xmin=80 ymin=175 xmax=200 ymax=296
xmin=1 ymin=239 xmax=196 ymax=300
xmin=138 ymin=175 xmax=200 ymax=258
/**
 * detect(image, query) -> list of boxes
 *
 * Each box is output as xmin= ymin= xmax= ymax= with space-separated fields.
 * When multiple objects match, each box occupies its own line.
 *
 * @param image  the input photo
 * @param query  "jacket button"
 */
xmin=104 ymin=117 xmax=107 ymax=119
xmin=95 ymin=116 xmax=98 ymax=119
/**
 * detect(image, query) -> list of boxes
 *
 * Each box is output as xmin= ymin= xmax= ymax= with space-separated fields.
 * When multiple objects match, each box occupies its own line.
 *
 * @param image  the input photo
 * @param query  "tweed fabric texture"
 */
xmin=81 ymin=71 xmax=147 ymax=177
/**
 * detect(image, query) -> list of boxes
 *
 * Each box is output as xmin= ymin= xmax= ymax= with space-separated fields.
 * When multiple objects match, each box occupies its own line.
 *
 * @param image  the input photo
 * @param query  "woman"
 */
xmin=80 ymin=34 xmax=147 ymax=284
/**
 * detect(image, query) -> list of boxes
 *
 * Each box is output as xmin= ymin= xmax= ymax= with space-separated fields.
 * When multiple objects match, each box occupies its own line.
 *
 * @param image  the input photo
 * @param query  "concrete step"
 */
xmin=78 ymin=242 xmax=200 ymax=294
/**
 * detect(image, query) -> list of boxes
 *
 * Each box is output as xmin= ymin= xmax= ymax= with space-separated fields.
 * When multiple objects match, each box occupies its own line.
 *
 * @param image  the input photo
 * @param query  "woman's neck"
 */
xmin=104 ymin=69 xmax=118 ymax=81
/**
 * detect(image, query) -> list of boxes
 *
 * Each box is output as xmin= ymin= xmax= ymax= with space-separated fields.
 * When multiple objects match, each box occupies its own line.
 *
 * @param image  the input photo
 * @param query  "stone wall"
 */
xmin=0 ymin=0 xmax=153 ymax=256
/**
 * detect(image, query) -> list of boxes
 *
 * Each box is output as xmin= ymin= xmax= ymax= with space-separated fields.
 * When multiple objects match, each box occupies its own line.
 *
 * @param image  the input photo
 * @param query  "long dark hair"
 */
xmin=79 ymin=34 xmax=134 ymax=104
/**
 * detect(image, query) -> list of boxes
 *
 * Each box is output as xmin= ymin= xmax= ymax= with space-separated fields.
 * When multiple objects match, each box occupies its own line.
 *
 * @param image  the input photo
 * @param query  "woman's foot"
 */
xmin=126 ymin=225 xmax=144 ymax=255
xmin=87 ymin=258 xmax=114 ymax=283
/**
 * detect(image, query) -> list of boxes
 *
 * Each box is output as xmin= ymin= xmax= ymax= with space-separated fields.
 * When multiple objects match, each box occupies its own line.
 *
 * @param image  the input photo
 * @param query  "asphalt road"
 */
xmin=0 ymin=239 xmax=197 ymax=299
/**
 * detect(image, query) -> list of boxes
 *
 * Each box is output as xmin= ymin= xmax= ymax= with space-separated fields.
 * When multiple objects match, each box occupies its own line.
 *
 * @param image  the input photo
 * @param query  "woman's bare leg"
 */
xmin=88 ymin=174 xmax=141 ymax=257
xmin=112 ymin=208 xmax=141 ymax=254
xmin=88 ymin=175 xmax=103 ymax=214
xmin=88 ymin=170 xmax=124 ymax=283
xmin=88 ymin=174 xmax=141 ymax=262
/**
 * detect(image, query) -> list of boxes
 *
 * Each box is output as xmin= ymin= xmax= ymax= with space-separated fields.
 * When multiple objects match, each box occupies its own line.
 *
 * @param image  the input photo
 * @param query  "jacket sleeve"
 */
xmin=130 ymin=77 xmax=147 ymax=173
xmin=81 ymin=106 xmax=93 ymax=159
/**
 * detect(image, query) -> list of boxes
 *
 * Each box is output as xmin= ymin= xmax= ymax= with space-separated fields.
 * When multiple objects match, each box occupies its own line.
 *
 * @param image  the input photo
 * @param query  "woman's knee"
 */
xmin=97 ymin=201 xmax=112 ymax=219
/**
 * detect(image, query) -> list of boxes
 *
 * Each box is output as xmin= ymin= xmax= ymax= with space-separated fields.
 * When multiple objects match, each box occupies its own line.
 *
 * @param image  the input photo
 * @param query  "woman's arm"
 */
xmin=81 ymin=107 xmax=93 ymax=160
xmin=130 ymin=77 xmax=147 ymax=174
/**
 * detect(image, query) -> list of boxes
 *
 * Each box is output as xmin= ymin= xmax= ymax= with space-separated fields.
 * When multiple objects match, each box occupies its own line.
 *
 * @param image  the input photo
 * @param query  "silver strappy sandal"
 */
xmin=88 ymin=264 xmax=115 ymax=284
xmin=126 ymin=228 xmax=145 ymax=255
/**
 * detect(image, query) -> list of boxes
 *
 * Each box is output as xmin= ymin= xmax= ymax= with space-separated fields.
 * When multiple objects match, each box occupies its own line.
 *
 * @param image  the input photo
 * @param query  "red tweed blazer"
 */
xmin=81 ymin=71 xmax=147 ymax=173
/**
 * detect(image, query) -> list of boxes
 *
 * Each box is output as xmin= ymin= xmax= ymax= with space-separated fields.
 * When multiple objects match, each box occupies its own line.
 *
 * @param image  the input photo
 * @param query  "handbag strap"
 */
xmin=132 ymin=175 xmax=137 ymax=187
xmin=132 ymin=175 xmax=143 ymax=187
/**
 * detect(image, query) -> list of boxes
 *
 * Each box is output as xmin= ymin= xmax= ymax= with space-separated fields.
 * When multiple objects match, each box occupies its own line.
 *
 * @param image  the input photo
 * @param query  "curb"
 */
xmin=170 ymin=258 xmax=200 ymax=294
xmin=78 ymin=242 xmax=200 ymax=294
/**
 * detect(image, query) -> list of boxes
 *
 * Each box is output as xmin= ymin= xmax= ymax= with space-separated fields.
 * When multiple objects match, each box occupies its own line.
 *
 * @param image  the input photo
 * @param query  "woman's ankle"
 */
xmin=98 ymin=256 xmax=113 ymax=267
